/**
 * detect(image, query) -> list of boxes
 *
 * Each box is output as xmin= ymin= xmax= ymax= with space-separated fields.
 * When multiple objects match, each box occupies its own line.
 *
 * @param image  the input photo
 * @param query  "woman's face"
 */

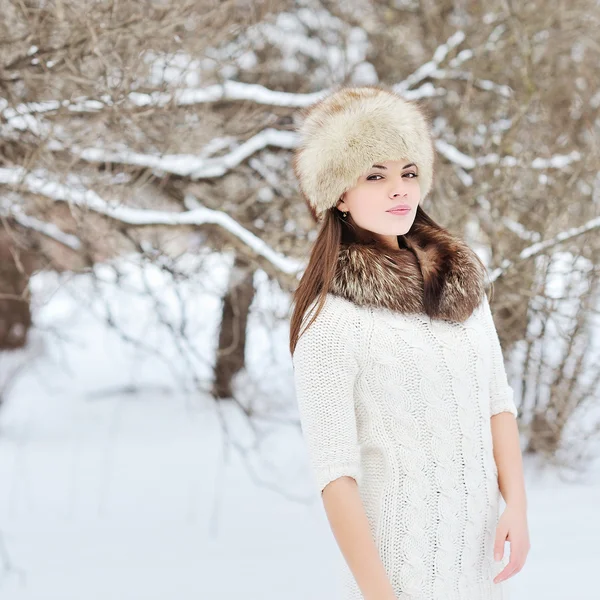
xmin=337 ymin=159 xmax=421 ymax=248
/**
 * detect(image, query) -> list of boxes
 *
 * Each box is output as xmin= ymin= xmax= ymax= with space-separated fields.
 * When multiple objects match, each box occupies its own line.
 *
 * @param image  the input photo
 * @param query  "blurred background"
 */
xmin=0 ymin=1 xmax=599 ymax=598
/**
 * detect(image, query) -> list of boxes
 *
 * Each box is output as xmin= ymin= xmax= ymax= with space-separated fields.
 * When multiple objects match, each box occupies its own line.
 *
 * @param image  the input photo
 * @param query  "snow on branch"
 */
xmin=1 ymin=204 xmax=82 ymax=251
xmin=0 ymin=97 xmax=51 ymax=137
xmin=435 ymin=140 xmax=477 ymax=170
xmin=0 ymin=167 xmax=303 ymax=276
xmin=2 ymin=29 xmax=467 ymax=130
xmin=73 ymin=128 xmax=298 ymax=179
xmin=426 ymin=69 xmax=512 ymax=97
xmin=500 ymin=218 xmax=542 ymax=243
xmin=437 ymin=141 xmax=582 ymax=173
xmin=394 ymin=31 xmax=466 ymax=92
xmin=3 ymin=79 xmax=442 ymax=132
xmin=402 ymin=83 xmax=445 ymax=100
xmin=489 ymin=215 xmax=600 ymax=282
xmin=478 ymin=150 xmax=582 ymax=169
xmin=130 ymin=81 xmax=329 ymax=108
xmin=1 ymin=82 xmax=327 ymax=121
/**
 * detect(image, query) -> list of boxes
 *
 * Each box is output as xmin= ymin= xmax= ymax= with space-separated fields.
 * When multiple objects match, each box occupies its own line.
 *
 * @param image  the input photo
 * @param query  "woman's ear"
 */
xmin=336 ymin=195 xmax=347 ymax=212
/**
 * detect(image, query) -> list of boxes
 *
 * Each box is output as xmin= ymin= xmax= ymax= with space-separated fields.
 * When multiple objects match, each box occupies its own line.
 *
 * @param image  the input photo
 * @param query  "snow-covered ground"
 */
xmin=0 ymin=255 xmax=598 ymax=600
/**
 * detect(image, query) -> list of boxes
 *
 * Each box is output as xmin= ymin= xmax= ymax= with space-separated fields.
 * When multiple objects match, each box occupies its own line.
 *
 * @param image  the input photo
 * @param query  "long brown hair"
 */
xmin=288 ymin=204 xmax=492 ymax=357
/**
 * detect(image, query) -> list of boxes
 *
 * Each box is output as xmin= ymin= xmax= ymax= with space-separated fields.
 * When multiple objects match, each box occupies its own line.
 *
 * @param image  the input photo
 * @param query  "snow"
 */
xmin=130 ymin=81 xmax=328 ymax=109
xmin=395 ymin=31 xmax=466 ymax=92
xmin=74 ymin=127 xmax=297 ymax=179
xmin=0 ymin=253 xmax=599 ymax=599
xmin=435 ymin=139 xmax=477 ymax=170
xmin=0 ymin=203 xmax=81 ymax=251
xmin=0 ymin=168 xmax=304 ymax=276
xmin=531 ymin=151 xmax=582 ymax=169
xmin=488 ymin=214 xmax=600 ymax=283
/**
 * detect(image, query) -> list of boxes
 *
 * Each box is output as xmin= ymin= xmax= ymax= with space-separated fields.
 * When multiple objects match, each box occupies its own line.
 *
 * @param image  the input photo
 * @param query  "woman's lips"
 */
xmin=386 ymin=207 xmax=411 ymax=215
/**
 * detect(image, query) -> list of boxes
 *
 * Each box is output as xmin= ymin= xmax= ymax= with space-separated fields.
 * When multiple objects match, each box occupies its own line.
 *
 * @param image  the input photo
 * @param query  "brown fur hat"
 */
xmin=292 ymin=85 xmax=435 ymax=221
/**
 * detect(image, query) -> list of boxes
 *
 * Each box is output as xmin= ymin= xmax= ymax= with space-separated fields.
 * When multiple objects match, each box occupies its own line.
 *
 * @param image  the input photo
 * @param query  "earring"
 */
xmin=342 ymin=211 xmax=347 ymax=218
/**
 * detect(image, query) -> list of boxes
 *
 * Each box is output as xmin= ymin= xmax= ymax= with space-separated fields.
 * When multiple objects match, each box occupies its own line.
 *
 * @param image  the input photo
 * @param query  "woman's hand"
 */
xmin=493 ymin=503 xmax=531 ymax=584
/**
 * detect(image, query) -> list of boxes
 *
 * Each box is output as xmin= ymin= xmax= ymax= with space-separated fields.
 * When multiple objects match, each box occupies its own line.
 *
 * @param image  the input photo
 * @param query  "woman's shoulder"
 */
xmin=303 ymin=292 xmax=369 ymax=326
xmin=297 ymin=293 xmax=368 ymax=352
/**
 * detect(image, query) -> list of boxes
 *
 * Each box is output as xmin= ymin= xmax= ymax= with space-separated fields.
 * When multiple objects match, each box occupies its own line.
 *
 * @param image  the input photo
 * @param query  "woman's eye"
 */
xmin=367 ymin=172 xmax=418 ymax=180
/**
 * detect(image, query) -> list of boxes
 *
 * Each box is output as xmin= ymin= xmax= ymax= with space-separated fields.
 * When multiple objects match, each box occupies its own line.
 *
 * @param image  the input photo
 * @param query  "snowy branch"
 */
xmin=129 ymin=80 xmax=328 ymax=108
xmin=489 ymin=215 xmax=600 ymax=282
xmin=3 ymin=206 xmax=82 ymax=251
xmin=1 ymin=29 xmax=514 ymax=181
xmin=72 ymin=128 xmax=297 ymax=179
xmin=435 ymin=140 xmax=477 ymax=170
xmin=501 ymin=218 xmax=542 ymax=243
xmin=0 ymin=30 xmax=471 ymax=134
xmin=477 ymin=150 xmax=582 ymax=170
xmin=1 ymin=79 xmax=442 ymax=122
xmin=426 ymin=68 xmax=512 ymax=97
xmin=0 ymin=97 xmax=51 ymax=137
xmin=437 ymin=142 xmax=582 ymax=173
xmin=394 ymin=31 xmax=466 ymax=92
xmin=0 ymin=167 xmax=303 ymax=276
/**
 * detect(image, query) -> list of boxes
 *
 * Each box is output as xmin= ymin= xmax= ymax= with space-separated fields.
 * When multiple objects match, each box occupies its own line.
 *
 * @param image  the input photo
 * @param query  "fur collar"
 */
xmin=329 ymin=219 xmax=488 ymax=322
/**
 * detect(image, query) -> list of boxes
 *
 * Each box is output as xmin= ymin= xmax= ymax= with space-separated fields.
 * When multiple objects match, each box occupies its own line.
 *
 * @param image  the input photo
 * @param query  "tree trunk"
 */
xmin=525 ymin=410 xmax=562 ymax=455
xmin=212 ymin=254 xmax=256 ymax=400
xmin=0 ymin=230 xmax=35 ymax=351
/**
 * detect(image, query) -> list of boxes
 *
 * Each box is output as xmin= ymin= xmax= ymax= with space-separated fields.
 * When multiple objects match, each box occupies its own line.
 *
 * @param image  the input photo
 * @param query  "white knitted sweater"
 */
xmin=292 ymin=292 xmax=518 ymax=600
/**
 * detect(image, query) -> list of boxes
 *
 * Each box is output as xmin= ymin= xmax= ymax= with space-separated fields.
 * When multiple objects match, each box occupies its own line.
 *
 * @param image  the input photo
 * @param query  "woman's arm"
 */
xmin=490 ymin=413 xmax=527 ymax=509
xmin=292 ymin=301 xmax=396 ymax=600
xmin=322 ymin=477 xmax=397 ymax=600
xmin=480 ymin=294 xmax=531 ymax=582
xmin=490 ymin=412 xmax=530 ymax=583
xmin=481 ymin=294 xmax=526 ymax=504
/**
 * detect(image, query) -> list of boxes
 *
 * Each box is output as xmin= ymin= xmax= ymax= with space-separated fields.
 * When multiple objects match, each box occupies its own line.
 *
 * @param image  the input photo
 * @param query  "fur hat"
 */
xmin=292 ymin=85 xmax=435 ymax=221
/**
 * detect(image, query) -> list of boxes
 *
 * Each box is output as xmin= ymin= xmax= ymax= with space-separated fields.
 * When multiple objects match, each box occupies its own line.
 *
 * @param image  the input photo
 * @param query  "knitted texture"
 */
xmin=292 ymin=293 xmax=517 ymax=600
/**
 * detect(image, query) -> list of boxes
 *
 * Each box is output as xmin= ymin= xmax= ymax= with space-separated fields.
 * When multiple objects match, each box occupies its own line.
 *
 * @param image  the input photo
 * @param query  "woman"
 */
xmin=288 ymin=85 xmax=530 ymax=600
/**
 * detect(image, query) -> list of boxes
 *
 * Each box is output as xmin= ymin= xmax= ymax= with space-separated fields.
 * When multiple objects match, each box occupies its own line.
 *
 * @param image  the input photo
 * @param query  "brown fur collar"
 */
xmin=329 ymin=219 xmax=488 ymax=322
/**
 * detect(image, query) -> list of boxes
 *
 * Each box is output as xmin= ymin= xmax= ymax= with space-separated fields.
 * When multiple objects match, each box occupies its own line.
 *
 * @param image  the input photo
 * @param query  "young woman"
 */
xmin=288 ymin=85 xmax=530 ymax=600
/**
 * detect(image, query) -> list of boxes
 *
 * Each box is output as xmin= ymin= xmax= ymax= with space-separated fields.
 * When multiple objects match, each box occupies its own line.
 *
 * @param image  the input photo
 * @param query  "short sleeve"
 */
xmin=292 ymin=301 xmax=362 ymax=494
xmin=480 ymin=294 xmax=519 ymax=418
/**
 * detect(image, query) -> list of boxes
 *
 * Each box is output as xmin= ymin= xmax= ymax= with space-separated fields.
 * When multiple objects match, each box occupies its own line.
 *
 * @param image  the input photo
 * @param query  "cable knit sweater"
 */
xmin=292 ymin=292 xmax=518 ymax=600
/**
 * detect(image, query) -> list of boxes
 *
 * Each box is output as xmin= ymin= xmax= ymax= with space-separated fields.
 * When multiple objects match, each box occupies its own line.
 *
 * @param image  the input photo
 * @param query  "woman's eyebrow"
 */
xmin=371 ymin=163 xmax=417 ymax=170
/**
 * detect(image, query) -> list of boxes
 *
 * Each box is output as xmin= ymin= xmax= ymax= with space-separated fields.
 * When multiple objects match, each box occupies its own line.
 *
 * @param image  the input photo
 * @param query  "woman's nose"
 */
xmin=389 ymin=176 xmax=409 ymax=197
xmin=389 ymin=184 xmax=408 ymax=198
